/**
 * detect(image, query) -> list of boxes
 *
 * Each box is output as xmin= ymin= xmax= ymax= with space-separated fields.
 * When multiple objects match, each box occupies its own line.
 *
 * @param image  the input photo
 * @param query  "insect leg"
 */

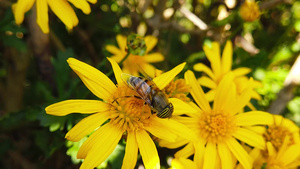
xmin=111 ymin=95 xmax=142 ymax=104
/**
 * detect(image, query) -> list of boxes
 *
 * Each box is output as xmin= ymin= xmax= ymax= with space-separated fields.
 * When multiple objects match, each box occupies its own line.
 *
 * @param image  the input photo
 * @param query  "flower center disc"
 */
xmin=199 ymin=110 xmax=236 ymax=143
xmin=109 ymin=85 xmax=152 ymax=131
xmin=263 ymin=126 xmax=294 ymax=150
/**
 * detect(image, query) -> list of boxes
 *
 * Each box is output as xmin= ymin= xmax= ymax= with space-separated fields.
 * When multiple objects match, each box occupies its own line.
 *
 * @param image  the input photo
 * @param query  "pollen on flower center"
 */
xmin=263 ymin=126 xmax=294 ymax=150
xmin=265 ymin=158 xmax=285 ymax=169
xmin=199 ymin=110 xmax=236 ymax=143
xmin=109 ymin=85 xmax=152 ymax=131
xmin=164 ymin=79 xmax=190 ymax=102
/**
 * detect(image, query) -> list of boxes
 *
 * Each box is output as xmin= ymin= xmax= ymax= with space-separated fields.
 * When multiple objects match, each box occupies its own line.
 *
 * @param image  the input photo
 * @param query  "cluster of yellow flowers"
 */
xmin=45 ymin=34 xmax=300 ymax=169
xmin=12 ymin=0 xmax=96 ymax=33
xmin=12 ymin=0 xmax=261 ymax=35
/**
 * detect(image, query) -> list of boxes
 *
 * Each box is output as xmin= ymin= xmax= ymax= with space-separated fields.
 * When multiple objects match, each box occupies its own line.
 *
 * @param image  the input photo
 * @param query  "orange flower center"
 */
xmin=263 ymin=126 xmax=294 ymax=151
xmin=164 ymin=79 xmax=190 ymax=102
xmin=265 ymin=158 xmax=286 ymax=169
xmin=109 ymin=85 xmax=152 ymax=131
xmin=199 ymin=110 xmax=236 ymax=143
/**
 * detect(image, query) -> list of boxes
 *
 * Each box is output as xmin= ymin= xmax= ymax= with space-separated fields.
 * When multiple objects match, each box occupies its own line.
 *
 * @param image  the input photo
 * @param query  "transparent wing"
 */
xmin=121 ymin=73 xmax=153 ymax=107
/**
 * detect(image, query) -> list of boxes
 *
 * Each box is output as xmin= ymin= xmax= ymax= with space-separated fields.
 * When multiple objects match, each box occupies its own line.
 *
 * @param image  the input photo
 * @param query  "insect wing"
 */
xmin=137 ymin=65 xmax=162 ymax=90
xmin=121 ymin=73 xmax=153 ymax=106
xmin=121 ymin=73 xmax=135 ymax=88
xmin=137 ymin=65 xmax=153 ymax=81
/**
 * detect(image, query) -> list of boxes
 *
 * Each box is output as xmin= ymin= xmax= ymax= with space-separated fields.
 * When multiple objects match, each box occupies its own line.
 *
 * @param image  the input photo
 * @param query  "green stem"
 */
xmin=118 ymin=52 xmax=130 ymax=66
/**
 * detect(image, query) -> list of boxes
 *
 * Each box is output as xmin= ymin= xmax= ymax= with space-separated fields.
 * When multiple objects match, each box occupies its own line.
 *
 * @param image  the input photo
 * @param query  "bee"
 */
xmin=121 ymin=73 xmax=173 ymax=118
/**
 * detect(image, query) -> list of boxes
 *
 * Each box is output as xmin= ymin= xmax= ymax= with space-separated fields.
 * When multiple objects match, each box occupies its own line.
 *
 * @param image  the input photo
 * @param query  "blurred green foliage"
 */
xmin=1 ymin=0 xmax=300 ymax=168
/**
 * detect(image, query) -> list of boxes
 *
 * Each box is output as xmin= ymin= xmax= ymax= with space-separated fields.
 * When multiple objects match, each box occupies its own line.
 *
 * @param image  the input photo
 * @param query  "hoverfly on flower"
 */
xmin=121 ymin=72 xmax=174 ymax=118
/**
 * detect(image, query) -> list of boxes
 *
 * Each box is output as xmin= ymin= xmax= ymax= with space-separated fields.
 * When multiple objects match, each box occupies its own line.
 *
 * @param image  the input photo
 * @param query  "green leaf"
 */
xmin=66 ymin=138 xmax=87 ymax=164
xmin=294 ymin=20 xmax=300 ymax=32
xmin=101 ymin=143 xmax=126 ymax=169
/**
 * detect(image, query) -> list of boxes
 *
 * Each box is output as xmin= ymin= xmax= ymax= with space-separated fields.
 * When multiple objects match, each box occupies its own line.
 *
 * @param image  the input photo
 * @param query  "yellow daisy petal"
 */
xmin=245 ymin=126 xmax=266 ymax=135
xmin=203 ymin=142 xmax=217 ymax=169
xmin=235 ymin=111 xmax=273 ymax=126
xmin=231 ymin=78 xmax=253 ymax=114
xmin=144 ymin=119 xmax=177 ymax=142
xmin=116 ymin=34 xmax=127 ymax=52
xmin=145 ymin=35 xmax=158 ymax=53
xmin=67 ymin=58 xmax=117 ymax=101
xmin=232 ymin=67 xmax=251 ymax=77
xmin=193 ymin=63 xmax=215 ymax=80
xmin=143 ymin=53 xmax=164 ymax=63
xmin=152 ymin=117 xmax=197 ymax=141
xmin=276 ymin=135 xmax=290 ymax=160
xmin=136 ymin=129 xmax=160 ymax=169
xmin=221 ymin=40 xmax=233 ymax=73
xmin=218 ymin=142 xmax=234 ymax=169
xmin=188 ymin=101 xmax=202 ymax=112
xmin=45 ymin=99 xmax=111 ymax=116
xmin=185 ymin=70 xmax=211 ymax=112
xmin=282 ymin=143 xmax=300 ymax=166
xmin=77 ymin=122 xmax=122 ymax=159
xmin=171 ymin=157 xmax=197 ymax=169
xmin=169 ymin=98 xmax=198 ymax=116
xmin=267 ymin=142 xmax=276 ymax=157
xmin=65 ymin=111 xmax=111 ymax=142
xmin=248 ymin=148 xmax=261 ymax=163
xmin=247 ymin=102 xmax=257 ymax=111
xmin=175 ymin=142 xmax=195 ymax=158
xmin=86 ymin=0 xmax=97 ymax=4
xmin=198 ymin=76 xmax=217 ymax=89
xmin=79 ymin=123 xmax=123 ymax=169
xmin=251 ymin=91 xmax=262 ymax=101
xmin=153 ymin=62 xmax=186 ymax=90
xmin=159 ymin=138 xmax=189 ymax=149
xmin=48 ymin=0 xmax=78 ymax=30
xmin=213 ymin=73 xmax=236 ymax=112
xmin=171 ymin=116 xmax=198 ymax=130
xmin=232 ymin=128 xmax=265 ymax=149
xmin=68 ymin=0 xmax=91 ymax=14
xmin=106 ymin=45 xmax=124 ymax=57
xmin=203 ymin=42 xmax=221 ymax=78
xmin=226 ymin=137 xmax=252 ymax=169
xmin=12 ymin=0 xmax=35 ymax=24
xmin=204 ymin=89 xmax=216 ymax=102
xmin=276 ymin=115 xmax=300 ymax=132
xmin=36 ymin=0 xmax=49 ymax=33
xmin=140 ymin=63 xmax=156 ymax=78
xmin=111 ymin=54 xmax=126 ymax=63
xmin=107 ymin=57 xmax=123 ymax=85
xmin=122 ymin=131 xmax=138 ymax=169
xmin=194 ymin=141 xmax=205 ymax=168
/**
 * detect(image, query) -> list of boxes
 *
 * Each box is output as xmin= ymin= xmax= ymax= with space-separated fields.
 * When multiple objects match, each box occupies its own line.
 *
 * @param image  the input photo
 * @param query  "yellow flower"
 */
xmin=163 ymin=79 xmax=191 ymax=102
xmin=170 ymin=157 xmax=197 ymax=169
xmin=239 ymin=0 xmax=261 ymax=22
xmin=193 ymin=40 xmax=261 ymax=107
xmin=161 ymin=70 xmax=273 ymax=169
xmin=45 ymin=58 xmax=196 ymax=169
xmin=263 ymin=115 xmax=300 ymax=150
xmin=106 ymin=34 xmax=164 ymax=76
xmin=12 ymin=0 xmax=96 ymax=33
xmin=262 ymin=140 xmax=300 ymax=169
xmin=237 ymin=115 xmax=300 ymax=169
